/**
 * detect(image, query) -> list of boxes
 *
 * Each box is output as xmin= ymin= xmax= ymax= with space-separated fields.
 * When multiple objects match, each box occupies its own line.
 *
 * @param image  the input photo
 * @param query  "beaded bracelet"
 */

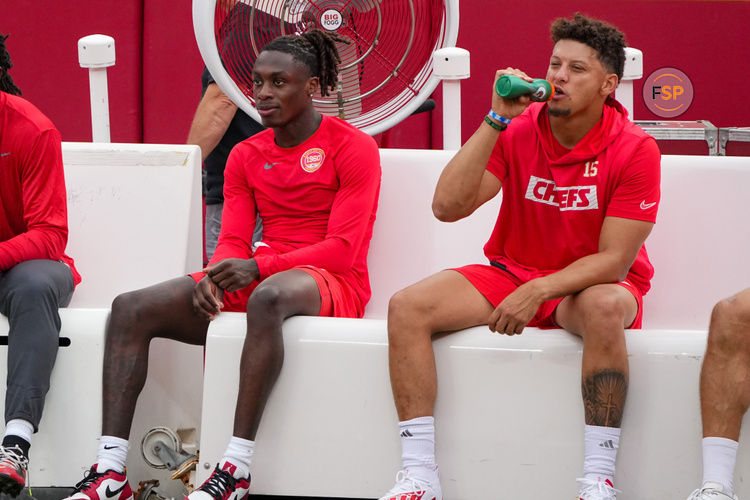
xmin=488 ymin=109 xmax=511 ymax=125
xmin=484 ymin=115 xmax=506 ymax=132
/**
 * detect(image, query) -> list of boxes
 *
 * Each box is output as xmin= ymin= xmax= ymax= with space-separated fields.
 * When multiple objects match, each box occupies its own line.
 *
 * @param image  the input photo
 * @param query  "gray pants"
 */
xmin=205 ymin=202 xmax=263 ymax=261
xmin=205 ymin=203 xmax=224 ymax=261
xmin=0 ymin=259 xmax=74 ymax=431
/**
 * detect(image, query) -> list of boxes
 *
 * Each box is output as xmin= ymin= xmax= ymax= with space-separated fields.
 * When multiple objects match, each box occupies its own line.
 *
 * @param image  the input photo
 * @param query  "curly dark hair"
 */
xmin=550 ymin=13 xmax=626 ymax=81
xmin=262 ymin=29 xmax=349 ymax=97
xmin=0 ymin=33 xmax=22 ymax=95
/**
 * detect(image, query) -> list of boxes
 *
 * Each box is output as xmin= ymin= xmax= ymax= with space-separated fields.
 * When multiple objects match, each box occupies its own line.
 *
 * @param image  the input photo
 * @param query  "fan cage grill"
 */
xmin=213 ymin=0 xmax=448 ymax=131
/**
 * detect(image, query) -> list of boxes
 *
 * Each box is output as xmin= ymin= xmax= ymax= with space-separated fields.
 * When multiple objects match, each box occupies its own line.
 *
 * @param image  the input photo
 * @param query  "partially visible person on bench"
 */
xmin=379 ymin=14 xmax=660 ymax=500
xmin=63 ymin=29 xmax=381 ymax=500
xmin=0 ymin=33 xmax=80 ymax=497
xmin=686 ymin=288 xmax=750 ymax=500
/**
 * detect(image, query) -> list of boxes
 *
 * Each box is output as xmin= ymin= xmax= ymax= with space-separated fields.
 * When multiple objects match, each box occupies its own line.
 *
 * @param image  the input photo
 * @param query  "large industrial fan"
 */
xmin=193 ymin=0 xmax=459 ymax=135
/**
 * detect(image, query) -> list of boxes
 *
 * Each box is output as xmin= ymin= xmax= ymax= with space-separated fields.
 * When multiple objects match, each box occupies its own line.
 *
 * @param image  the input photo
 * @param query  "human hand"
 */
xmin=488 ymin=280 xmax=545 ymax=335
xmin=491 ymin=67 xmax=534 ymax=121
xmin=202 ymin=258 xmax=260 ymax=293
xmin=192 ymin=276 xmax=224 ymax=320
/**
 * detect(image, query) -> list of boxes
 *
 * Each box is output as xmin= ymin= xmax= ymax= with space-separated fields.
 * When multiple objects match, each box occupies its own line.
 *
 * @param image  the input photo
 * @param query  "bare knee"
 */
xmin=581 ymin=290 xmax=628 ymax=331
xmin=388 ymin=287 xmax=433 ymax=343
xmin=111 ymin=290 xmax=147 ymax=320
xmin=574 ymin=290 xmax=630 ymax=359
xmin=247 ymin=283 xmax=285 ymax=318
xmin=109 ymin=290 xmax=154 ymax=341
xmin=708 ymin=297 xmax=750 ymax=354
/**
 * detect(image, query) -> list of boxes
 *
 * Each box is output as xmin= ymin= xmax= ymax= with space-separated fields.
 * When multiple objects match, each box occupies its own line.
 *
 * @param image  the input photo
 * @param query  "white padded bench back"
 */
xmin=366 ymin=149 xmax=500 ymax=318
xmin=645 ymin=155 xmax=750 ymax=328
xmin=62 ymin=142 xmax=203 ymax=307
xmin=367 ymin=152 xmax=750 ymax=329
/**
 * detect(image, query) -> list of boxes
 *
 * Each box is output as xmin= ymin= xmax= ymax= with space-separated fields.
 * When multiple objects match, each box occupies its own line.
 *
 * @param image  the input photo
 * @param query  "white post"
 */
xmin=441 ymin=80 xmax=462 ymax=150
xmin=432 ymin=47 xmax=470 ymax=150
xmin=616 ymin=47 xmax=643 ymax=121
xmin=77 ymin=35 xmax=116 ymax=143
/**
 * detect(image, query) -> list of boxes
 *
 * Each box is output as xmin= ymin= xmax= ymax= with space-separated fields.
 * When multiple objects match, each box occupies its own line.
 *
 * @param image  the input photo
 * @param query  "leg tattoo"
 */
xmin=582 ymin=370 xmax=627 ymax=427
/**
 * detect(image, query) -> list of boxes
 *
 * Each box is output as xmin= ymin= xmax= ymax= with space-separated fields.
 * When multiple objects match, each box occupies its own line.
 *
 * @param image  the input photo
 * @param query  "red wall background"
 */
xmin=2 ymin=0 xmax=749 ymax=153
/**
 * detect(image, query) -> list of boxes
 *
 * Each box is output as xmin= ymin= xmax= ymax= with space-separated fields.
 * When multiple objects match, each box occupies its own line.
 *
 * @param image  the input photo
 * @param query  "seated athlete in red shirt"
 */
xmin=64 ymin=29 xmax=381 ymax=500
xmin=0 ymin=33 xmax=80 ymax=496
xmin=379 ymin=14 xmax=660 ymax=500
xmin=685 ymin=288 xmax=750 ymax=500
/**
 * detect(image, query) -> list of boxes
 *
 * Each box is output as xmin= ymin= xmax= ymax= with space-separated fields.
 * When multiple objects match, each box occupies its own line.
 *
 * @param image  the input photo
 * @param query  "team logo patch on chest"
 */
xmin=300 ymin=148 xmax=325 ymax=173
xmin=524 ymin=175 xmax=598 ymax=211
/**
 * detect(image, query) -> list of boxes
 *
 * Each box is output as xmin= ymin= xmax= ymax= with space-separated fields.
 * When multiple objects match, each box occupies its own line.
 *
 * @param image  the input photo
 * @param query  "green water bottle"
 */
xmin=495 ymin=75 xmax=555 ymax=102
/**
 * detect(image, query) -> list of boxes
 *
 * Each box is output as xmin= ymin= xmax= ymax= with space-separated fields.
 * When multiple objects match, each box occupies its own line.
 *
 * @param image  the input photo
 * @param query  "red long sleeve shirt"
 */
xmin=192 ymin=115 xmax=380 ymax=314
xmin=0 ymin=91 xmax=80 ymax=283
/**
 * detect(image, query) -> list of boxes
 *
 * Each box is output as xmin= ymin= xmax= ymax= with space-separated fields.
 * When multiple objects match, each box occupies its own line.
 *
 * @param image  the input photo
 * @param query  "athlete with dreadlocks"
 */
xmin=0 ymin=35 xmax=21 ymax=96
xmin=63 ymin=29 xmax=380 ymax=500
xmin=0 ymin=33 xmax=80 ymax=495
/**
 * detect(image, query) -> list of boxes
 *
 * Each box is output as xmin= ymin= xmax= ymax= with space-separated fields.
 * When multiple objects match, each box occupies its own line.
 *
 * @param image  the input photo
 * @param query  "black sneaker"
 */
xmin=0 ymin=445 xmax=28 ymax=496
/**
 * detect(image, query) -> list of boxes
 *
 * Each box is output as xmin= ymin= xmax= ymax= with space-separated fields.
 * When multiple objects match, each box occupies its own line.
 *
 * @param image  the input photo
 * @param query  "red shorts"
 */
xmin=221 ymin=265 xmax=362 ymax=318
xmin=453 ymin=264 xmax=644 ymax=329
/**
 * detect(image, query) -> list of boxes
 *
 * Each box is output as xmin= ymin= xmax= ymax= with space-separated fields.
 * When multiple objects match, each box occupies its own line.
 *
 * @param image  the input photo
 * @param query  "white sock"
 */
xmin=399 ymin=416 xmax=437 ymax=481
xmin=96 ymin=435 xmax=129 ymax=473
xmin=702 ymin=436 xmax=739 ymax=493
xmin=220 ymin=436 xmax=254 ymax=479
xmin=583 ymin=425 xmax=620 ymax=485
xmin=4 ymin=419 xmax=33 ymax=443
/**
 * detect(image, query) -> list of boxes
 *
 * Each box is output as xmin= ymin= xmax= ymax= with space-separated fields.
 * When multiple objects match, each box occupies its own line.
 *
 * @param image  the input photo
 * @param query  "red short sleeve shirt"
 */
xmin=484 ymin=100 xmax=661 ymax=294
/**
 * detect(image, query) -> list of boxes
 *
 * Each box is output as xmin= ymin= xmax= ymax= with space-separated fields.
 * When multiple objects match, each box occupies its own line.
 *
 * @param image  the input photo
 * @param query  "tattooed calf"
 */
xmin=582 ymin=369 xmax=627 ymax=427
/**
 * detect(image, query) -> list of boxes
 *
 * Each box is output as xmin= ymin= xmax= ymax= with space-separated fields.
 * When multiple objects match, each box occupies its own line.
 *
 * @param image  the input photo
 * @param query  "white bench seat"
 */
xmin=3 ymin=145 xmax=750 ymax=499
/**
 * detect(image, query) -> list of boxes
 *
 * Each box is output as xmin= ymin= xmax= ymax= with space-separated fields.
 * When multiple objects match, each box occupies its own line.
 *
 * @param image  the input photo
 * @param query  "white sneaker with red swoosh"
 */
xmin=379 ymin=468 xmax=442 ymax=500
xmin=576 ymin=477 xmax=620 ymax=500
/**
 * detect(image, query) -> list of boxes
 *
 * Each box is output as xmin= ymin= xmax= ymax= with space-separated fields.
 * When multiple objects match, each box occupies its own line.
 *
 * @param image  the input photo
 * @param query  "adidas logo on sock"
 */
xmin=400 ymin=429 xmax=413 ymax=438
xmin=598 ymin=439 xmax=617 ymax=449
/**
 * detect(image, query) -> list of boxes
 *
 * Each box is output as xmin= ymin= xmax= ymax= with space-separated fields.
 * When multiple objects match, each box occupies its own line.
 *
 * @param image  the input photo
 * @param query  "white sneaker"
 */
xmin=379 ymin=467 xmax=442 ymax=500
xmin=576 ymin=477 xmax=619 ymax=500
xmin=687 ymin=481 xmax=739 ymax=499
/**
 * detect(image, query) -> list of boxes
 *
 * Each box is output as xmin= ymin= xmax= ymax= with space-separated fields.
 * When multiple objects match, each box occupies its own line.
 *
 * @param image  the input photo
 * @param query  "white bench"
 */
xmin=2 ymin=145 xmax=750 ymax=500
xmin=198 ymin=151 xmax=750 ymax=500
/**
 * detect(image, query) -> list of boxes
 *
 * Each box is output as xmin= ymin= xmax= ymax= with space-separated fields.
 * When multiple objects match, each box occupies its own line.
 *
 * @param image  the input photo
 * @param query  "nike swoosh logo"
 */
xmin=105 ymin=483 xmax=127 ymax=498
xmin=263 ymin=162 xmax=278 ymax=170
xmin=640 ymin=200 xmax=656 ymax=210
xmin=0 ymin=152 xmax=9 ymax=157
xmin=103 ymin=445 xmax=119 ymax=450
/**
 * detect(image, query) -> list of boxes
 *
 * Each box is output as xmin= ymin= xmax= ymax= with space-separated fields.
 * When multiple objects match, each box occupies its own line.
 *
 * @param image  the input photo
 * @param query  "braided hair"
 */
xmin=262 ymin=29 xmax=348 ymax=97
xmin=0 ymin=33 xmax=21 ymax=96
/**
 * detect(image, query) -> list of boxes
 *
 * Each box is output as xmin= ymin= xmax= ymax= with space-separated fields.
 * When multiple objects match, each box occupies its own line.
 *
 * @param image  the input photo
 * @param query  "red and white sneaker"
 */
xmin=0 ymin=445 xmax=28 ymax=496
xmin=576 ymin=477 xmax=620 ymax=500
xmin=186 ymin=462 xmax=250 ymax=500
xmin=379 ymin=468 xmax=442 ymax=500
xmin=64 ymin=464 xmax=133 ymax=500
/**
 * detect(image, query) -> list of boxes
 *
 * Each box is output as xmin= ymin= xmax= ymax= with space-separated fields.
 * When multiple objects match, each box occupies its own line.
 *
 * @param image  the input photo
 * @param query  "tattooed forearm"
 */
xmin=582 ymin=369 xmax=628 ymax=427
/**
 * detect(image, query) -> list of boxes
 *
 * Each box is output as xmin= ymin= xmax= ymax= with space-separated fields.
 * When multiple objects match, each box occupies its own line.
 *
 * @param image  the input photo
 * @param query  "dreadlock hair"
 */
xmin=0 ymin=33 xmax=21 ymax=96
xmin=550 ymin=13 xmax=626 ymax=81
xmin=262 ymin=29 xmax=349 ymax=97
